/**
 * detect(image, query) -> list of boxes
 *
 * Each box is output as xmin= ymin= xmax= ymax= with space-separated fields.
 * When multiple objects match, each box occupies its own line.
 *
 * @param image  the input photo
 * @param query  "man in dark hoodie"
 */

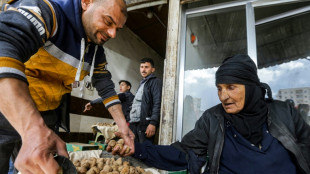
xmin=0 ymin=0 xmax=134 ymax=173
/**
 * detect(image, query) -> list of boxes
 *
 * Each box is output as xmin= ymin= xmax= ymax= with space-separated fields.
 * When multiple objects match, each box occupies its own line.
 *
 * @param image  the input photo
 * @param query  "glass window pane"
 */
xmin=256 ymin=6 xmax=310 ymax=125
xmin=182 ymin=7 xmax=247 ymax=136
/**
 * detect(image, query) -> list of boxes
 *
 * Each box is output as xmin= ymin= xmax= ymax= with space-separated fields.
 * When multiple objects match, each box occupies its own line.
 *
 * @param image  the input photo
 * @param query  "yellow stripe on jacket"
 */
xmin=25 ymin=48 xmax=89 ymax=111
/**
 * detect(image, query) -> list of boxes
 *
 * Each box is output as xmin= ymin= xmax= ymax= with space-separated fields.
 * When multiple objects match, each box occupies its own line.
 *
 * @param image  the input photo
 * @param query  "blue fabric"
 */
xmin=133 ymin=141 xmax=188 ymax=171
xmin=8 ymin=158 xmax=14 ymax=174
xmin=187 ymin=150 xmax=207 ymax=174
xmin=219 ymin=122 xmax=297 ymax=174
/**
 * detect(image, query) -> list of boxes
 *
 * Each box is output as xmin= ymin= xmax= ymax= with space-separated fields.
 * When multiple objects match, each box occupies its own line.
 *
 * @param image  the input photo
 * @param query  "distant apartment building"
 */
xmin=192 ymin=97 xmax=202 ymax=116
xmin=276 ymin=87 xmax=310 ymax=106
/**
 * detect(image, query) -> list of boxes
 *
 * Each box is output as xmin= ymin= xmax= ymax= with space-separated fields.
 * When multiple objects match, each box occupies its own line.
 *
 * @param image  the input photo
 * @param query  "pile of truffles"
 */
xmin=73 ymin=157 xmax=153 ymax=174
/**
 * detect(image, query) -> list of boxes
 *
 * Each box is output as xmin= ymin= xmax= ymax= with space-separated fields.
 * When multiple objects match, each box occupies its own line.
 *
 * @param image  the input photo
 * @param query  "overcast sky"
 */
xmin=184 ymin=58 xmax=310 ymax=111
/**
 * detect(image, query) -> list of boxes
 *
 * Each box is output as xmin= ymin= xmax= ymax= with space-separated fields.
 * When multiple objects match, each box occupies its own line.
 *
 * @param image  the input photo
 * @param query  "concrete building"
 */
xmin=277 ymin=87 xmax=310 ymax=106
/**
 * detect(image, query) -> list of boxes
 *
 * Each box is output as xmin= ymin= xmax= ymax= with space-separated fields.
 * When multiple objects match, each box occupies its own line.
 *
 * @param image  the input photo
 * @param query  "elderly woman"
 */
xmin=110 ymin=55 xmax=310 ymax=174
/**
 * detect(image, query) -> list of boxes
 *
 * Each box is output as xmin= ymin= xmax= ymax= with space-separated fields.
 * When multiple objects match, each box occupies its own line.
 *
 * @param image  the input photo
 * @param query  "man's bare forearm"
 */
xmin=0 ymin=78 xmax=45 ymax=138
xmin=107 ymin=104 xmax=128 ymax=129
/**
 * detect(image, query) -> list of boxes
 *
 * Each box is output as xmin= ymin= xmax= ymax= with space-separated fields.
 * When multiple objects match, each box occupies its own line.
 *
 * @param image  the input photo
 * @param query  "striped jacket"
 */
xmin=0 ymin=0 xmax=120 ymax=111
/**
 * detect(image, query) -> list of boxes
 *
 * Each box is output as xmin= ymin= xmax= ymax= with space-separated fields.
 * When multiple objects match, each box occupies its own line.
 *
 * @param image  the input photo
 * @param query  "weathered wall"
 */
xmin=158 ymin=0 xmax=180 ymax=146
xmin=103 ymin=25 xmax=164 ymax=93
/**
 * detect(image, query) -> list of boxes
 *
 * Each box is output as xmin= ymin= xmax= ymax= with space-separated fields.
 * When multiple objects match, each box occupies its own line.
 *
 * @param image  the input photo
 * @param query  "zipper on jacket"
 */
xmin=73 ymin=38 xmax=86 ymax=88
xmin=73 ymin=38 xmax=94 ymax=88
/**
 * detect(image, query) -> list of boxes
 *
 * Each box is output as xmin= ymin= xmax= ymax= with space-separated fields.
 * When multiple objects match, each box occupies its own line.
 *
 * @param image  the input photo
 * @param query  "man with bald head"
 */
xmin=0 ymin=0 xmax=134 ymax=173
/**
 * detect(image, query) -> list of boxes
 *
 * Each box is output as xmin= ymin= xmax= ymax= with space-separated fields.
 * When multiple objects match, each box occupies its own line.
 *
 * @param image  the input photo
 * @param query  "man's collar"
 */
xmin=143 ymin=73 xmax=155 ymax=80
xmin=140 ymin=73 xmax=155 ymax=85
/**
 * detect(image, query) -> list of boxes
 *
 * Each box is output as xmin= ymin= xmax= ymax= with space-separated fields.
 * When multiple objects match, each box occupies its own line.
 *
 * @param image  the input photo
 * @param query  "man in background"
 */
xmin=84 ymin=80 xmax=135 ymax=124
xmin=129 ymin=58 xmax=162 ymax=143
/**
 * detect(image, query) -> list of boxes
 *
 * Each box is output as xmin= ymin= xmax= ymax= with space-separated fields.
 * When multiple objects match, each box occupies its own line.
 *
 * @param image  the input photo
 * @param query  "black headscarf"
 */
xmin=216 ymin=54 xmax=272 ymax=145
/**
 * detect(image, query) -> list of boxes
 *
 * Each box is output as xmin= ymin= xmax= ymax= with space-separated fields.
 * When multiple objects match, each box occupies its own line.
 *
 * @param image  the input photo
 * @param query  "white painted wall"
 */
xmin=69 ymin=114 xmax=115 ymax=133
xmin=70 ymin=26 xmax=164 ymax=133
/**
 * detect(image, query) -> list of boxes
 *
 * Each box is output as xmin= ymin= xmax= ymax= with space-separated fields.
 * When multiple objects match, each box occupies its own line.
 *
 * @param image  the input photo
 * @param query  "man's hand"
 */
xmin=0 ymin=78 xmax=68 ymax=174
xmin=117 ymin=127 xmax=135 ymax=156
xmin=83 ymin=102 xmax=92 ymax=112
xmin=106 ymin=125 xmax=135 ymax=157
xmin=15 ymin=125 xmax=68 ymax=174
xmin=106 ymin=130 xmax=135 ymax=156
xmin=107 ymin=104 xmax=135 ymax=156
xmin=145 ymin=124 xmax=156 ymax=138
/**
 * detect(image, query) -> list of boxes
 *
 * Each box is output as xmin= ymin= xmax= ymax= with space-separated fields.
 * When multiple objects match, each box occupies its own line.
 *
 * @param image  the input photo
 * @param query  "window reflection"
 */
xmin=183 ymin=68 xmax=219 ymax=134
xmin=182 ymin=7 xmax=247 ymax=136
xmin=256 ymin=6 xmax=310 ymax=125
xmin=181 ymin=2 xmax=310 ymax=137
xmin=258 ymin=58 xmax=310 ymax=125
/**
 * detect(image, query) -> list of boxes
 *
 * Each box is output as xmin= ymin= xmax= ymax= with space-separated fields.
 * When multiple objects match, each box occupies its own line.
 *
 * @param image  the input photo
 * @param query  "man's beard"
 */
xmin=84 ymin=26 xmax=106 ymax=45
xmin=89 ymin=32 xmax=106 ymax=46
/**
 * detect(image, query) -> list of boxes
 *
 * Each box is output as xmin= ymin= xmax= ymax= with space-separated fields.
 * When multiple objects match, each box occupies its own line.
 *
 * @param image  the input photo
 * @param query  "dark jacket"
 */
xmin=134 ymin=100 xmax=310 ymax=174
xmin=173 ymin=100 xmax=310 ymax=174
xmin=139 ymin=74 xmax=162 ymax=127
xmin=118 ymin=92 xmax=135 ymax=122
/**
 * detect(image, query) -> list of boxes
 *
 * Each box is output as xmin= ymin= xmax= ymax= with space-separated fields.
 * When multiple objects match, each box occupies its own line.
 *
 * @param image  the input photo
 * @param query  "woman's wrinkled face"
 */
xmin=216 ymin=84 xmax=245 ymax=114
